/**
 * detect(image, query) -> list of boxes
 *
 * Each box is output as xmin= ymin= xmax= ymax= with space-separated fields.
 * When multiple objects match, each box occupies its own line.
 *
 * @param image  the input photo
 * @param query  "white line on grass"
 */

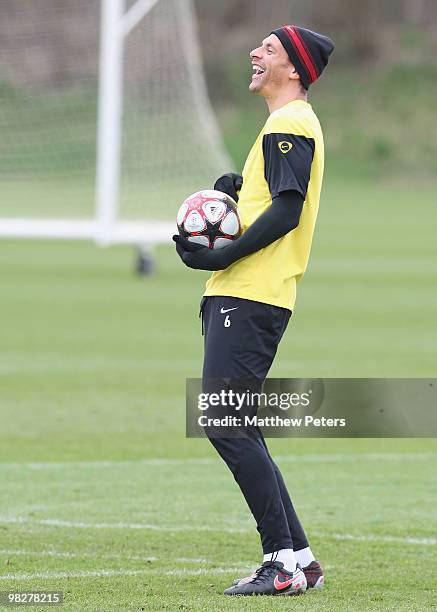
xmin=0 ymin=549 xmax=159 ymax=562
xmin=312 ymin=532 xmax=437 ymax=546
xmin=274 ymin=452 xmax=437 ymax=463
xmin=0 ymin=549 xmax=82 ymax=559
xmin=0 ymin=549 xmax=248 ymax=567
xmin=1 ymin=516 xmax=436 ymax=546
xmin=0 ymin=452 xmax=435 ymax=470
xmin=0 ymin=567 xmax=250 ymax=581
xmin=0 ymin=516 xmax=249 ymax=534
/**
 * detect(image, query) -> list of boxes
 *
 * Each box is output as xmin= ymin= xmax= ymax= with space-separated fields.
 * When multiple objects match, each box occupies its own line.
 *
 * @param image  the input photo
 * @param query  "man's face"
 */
xmin=249 ymin=33 xmax=294 ymax=96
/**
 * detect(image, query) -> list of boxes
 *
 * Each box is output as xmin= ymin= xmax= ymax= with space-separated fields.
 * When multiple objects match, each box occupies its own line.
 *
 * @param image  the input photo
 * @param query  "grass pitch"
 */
xmin=1 ymin=178 xmax=437 ymax=610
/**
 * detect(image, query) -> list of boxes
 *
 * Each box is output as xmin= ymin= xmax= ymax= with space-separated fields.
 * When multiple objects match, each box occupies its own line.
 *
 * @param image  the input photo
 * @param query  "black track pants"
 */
xmin=201 ymin=295 xmax=309 ymax=554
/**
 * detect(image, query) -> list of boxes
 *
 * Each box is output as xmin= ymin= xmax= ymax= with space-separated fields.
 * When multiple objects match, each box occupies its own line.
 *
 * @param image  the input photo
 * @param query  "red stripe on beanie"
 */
xmin=293 ymin=27 xmax=320 ymax=78
xmin=283 ymin=26 xmax=318 ymax=83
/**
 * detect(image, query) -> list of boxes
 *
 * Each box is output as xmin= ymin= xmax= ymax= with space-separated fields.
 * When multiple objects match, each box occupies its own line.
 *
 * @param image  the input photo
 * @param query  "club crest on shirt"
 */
xmin=278 ymin=140 xmax=293 ymax=153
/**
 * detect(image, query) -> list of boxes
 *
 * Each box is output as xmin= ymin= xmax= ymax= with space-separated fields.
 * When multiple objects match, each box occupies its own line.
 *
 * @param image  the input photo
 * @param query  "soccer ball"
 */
xmin=177 ymin=190 xmax=241 ymax=249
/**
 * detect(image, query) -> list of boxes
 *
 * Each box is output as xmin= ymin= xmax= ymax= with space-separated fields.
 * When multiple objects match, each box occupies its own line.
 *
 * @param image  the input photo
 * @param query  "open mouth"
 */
xmin=252 ymin=64 xmax=265 ymax=77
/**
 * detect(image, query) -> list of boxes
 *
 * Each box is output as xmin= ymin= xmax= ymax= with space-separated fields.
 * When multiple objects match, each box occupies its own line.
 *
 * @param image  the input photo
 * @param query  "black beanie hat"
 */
xmin=271 ymin=25 xmax=334 ymax=89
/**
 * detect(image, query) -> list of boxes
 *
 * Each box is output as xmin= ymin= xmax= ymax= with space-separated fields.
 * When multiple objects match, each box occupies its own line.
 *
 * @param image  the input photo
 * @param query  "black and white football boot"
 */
xmin=232 ymin=559 xmax=324 ymax=590
xmin=224 ymin=560 xmax=307 ymax=596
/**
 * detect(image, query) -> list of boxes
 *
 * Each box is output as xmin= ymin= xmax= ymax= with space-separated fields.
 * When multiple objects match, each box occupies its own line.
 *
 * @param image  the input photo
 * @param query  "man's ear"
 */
xmin=289 ymin=65 xmax=300 ymax=82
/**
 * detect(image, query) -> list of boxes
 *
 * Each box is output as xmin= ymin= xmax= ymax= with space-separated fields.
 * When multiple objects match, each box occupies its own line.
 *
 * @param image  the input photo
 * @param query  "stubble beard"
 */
xmin=249 ymin=75 xmax=266 ymax=95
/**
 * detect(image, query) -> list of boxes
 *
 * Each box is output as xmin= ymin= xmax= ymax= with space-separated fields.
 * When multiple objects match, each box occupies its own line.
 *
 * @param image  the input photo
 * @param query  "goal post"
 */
xmin=95 ymin=0 xmax=125 ymax=246
xmin=0 ymin=0 xmax=233 ymax=246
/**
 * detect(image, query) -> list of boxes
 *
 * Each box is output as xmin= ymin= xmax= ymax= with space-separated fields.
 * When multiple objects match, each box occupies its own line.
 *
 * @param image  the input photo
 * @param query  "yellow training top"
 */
xmin=204 ymin=99 xmax=324 ymax=311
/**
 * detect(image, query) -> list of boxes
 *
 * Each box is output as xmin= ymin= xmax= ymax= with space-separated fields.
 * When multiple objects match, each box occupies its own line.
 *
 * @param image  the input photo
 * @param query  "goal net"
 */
xmin=0 ymin=0 xmax=232 ymax=244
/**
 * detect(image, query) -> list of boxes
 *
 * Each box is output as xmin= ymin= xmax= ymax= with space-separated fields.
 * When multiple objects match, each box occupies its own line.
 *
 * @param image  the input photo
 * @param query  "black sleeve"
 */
xmin=219 ymin=190 xmax=304 ymax=268
xmin=263 ymin=132 xmax=315 ymax=199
